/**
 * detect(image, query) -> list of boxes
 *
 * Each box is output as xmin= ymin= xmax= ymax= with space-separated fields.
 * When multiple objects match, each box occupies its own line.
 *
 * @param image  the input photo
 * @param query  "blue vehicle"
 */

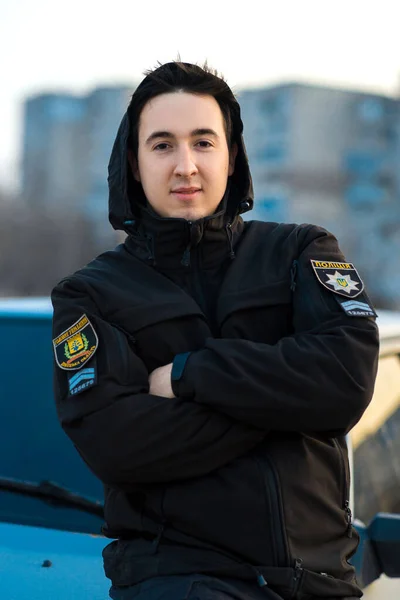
xmin=0 ymin=298 xmax=109 ymax=598
xmin=1 ymin=298 xmax=399 ymax=598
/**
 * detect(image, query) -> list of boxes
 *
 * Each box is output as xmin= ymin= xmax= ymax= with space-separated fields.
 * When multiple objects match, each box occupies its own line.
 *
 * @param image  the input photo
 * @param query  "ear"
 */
xmin=228 ymin=143 xmax=238 ymax=176
xmin=128 ymin=149 xmax=141 ymax=182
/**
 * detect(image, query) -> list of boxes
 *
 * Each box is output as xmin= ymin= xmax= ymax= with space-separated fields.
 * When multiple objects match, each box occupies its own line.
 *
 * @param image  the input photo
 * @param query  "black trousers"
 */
xmin=109 ymin=574 xmax=285 ymax=600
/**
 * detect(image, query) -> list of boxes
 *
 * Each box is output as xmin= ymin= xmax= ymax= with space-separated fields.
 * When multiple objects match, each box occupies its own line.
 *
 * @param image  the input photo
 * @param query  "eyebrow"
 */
xmin=145 ymin=128 xmax=219 ymax=145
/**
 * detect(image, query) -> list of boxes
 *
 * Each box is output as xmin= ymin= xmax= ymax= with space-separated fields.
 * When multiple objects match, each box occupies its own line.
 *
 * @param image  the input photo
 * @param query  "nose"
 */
xmin=173 ymin=145 xmax=198 ymax=178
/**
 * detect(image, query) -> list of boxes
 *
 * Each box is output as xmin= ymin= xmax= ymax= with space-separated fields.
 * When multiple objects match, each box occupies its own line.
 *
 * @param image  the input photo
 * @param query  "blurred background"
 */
xmin=1 ymin=0 xmax=400 ymax=305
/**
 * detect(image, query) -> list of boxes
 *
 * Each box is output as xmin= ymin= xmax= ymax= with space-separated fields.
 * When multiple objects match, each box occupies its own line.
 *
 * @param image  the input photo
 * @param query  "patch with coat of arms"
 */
xmin=310 ymin=260 xmax=364 ymax=298
xmin=53 ymin=314 xmax=98 ymax=371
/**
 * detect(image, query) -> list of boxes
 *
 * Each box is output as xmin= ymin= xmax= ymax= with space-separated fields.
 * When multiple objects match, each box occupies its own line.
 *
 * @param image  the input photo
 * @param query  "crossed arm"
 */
xmin=149 ymin=228 xmax=379 ymax=436
xmin=52 ymin=229 xmax=379 ymax=489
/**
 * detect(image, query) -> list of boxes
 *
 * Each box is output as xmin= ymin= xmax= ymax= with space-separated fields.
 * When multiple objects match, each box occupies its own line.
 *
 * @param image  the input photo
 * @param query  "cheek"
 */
xmin=139 ymin=157 xmax=163 ymax=188
xmin=206 ymin=160 xmax=229 ymax=188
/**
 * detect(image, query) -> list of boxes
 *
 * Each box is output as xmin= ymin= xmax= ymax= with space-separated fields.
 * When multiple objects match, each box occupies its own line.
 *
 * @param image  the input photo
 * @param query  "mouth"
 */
xmin=171 ymin=187 xmax=202 ymax=201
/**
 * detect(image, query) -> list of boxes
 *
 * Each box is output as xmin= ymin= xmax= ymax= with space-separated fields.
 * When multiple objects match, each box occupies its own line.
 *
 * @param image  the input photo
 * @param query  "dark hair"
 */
xmin=127 ymin=61 xmax=238 ymax=157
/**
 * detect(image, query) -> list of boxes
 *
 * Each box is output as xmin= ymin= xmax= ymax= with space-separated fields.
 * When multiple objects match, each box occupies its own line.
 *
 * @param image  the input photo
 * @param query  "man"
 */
xmin=51 ymin=61 xmax=379 ymax=600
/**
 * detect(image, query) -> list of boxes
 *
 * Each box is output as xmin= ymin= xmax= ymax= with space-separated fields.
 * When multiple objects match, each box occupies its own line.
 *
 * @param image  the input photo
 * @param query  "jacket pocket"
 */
xmin=102 ymin=321 xmax=136 ymax=386
xmin=295 ymin=567 xmax=362 ymax=599
xmin=218 ymin=280 xmax=294 ymax=344
xmin=333 ymin=438 xmax=353 ymax=538
xmin=103 ymin=486 xmax=147 ymax=537
xmin=102 ymin=537 xmax=159 ymax=586
xmin=254 ymin=451 xmax=290 ymax=567
xmin=161 ymin=453 xmax=278 ymax=566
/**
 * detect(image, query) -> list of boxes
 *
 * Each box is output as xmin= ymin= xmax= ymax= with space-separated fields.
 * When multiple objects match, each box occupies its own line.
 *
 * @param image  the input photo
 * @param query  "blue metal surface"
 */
xmin=368 ymin=513 xmax=400 ymax=579
xmin=353 ymin=520 xmax=382 ymax=588
xmin=353 ymin=514 xmax=400 ymax=585
xmin=369 ymin=512 xmax=400 ymax=541
xmin=0 ymin=305 xmax=104 ymax=535
xmin=0 ymin=521 xmax=110 ymax=599
xmin=0 ymin=297 xmax=52 ymax=318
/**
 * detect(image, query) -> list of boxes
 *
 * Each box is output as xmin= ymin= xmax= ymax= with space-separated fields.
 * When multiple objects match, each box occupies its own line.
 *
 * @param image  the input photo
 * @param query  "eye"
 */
xmin=196 ymin=140 xmax=213 ymax=148
xmin=154 ymin=143 xmax=171 ymax=151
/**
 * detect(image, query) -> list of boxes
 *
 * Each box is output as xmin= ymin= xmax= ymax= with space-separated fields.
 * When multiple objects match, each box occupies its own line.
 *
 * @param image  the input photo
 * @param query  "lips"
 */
xmin=172 ymin=187 xmax=201 ymax=193
xmin=171 ymin=188 xmax=202 ymax=202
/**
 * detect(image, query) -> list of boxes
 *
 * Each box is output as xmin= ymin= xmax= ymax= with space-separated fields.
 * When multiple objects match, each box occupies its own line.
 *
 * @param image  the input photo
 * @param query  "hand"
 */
xmin=148 ymin=363 xmax=175 ymax=398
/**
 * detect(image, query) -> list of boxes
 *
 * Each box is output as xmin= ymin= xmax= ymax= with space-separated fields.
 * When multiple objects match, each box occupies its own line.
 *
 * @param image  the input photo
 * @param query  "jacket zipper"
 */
xmin=110 ymin=323 xmax=135 ymax=378
xmin=290 ymin=260 xmax=298 ymax=292
xmin=291 ymin=558 xmax=304 ymax=599
xmin=333 ymin=438 xmax=353 ymax=538
xmin=181 ymin=221 xmax=193 ymax=267
xmin=255 ymin=453 xmax=290 ymax=567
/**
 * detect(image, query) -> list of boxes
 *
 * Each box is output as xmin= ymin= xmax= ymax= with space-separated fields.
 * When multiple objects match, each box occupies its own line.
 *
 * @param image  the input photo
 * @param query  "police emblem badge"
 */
xmin=310 ymin=260 xmax=364 ymax=298
xmin=53 ymin=314 xmax=98 ymax=371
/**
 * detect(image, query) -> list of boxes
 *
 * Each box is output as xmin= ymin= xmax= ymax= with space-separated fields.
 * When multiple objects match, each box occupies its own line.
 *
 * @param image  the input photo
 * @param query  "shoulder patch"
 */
xmin=53 ymin=314 xmax=98 ymax=371
xmin=68 ymin=361 xmax=97 ymax=396
xmin=335 ymin=297 xmax=377 ymax=318
xmin=310 ymin=260 xmax=364 ymax=298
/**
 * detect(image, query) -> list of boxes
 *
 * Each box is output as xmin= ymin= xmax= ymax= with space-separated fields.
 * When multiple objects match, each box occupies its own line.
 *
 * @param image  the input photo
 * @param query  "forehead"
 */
xmin=138 ymin=92 xmax=225 ymax=137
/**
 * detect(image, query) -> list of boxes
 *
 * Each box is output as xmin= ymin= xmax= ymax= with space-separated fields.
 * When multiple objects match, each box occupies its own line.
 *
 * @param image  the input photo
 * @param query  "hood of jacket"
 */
xmin=107 ymin=96 xmax=254 ymax=233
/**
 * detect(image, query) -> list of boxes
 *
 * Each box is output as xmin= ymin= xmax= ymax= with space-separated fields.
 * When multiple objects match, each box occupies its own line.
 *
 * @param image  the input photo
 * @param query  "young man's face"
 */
xmin=131 ymin=92 xmax=236 ymax=221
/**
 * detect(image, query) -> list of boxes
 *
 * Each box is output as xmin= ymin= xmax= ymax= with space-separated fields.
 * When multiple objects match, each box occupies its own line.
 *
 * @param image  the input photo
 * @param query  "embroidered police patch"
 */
xmin=336 ymin=298 xmax=377 ymax=318
xmin=68 ymin=364 xmax=97 ymax=396
xmin=53 ymin=314 xmax=98 ymax=371
xmin=310 ymin=260 xmax=364 ymax=298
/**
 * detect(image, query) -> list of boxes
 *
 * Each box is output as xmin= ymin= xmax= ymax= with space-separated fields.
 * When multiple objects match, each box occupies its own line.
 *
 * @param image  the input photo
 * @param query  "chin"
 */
xmin=173 ymin=207 xmax=215 ymax=222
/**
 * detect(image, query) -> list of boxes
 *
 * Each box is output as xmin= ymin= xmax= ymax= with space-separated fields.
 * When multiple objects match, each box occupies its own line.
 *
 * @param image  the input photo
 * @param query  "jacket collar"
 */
xmin=124 ymin=185 xmax=245 ymax=270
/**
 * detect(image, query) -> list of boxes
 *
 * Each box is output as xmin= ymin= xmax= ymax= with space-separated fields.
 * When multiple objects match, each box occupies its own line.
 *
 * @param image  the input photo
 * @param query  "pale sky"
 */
xmin=2 ymin=0 xmax=400 ymax=191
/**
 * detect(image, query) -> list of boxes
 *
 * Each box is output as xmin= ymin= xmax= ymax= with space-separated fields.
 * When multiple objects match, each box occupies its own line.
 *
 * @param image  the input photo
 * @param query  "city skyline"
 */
xmin=2 ymin=0 xmax=400 ymax=190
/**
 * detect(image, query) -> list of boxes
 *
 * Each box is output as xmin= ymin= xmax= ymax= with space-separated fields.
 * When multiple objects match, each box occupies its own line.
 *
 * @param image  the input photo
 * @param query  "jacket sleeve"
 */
xmin=171 ymin=227 xmax=380 ymax=435
xmin=51 ymin=278 xmax=264 ymax=488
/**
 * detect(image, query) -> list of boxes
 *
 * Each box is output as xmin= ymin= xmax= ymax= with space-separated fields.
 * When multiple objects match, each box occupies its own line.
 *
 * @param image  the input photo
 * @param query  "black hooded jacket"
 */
xmin=51 ymin=100 xmax=379 ymax=600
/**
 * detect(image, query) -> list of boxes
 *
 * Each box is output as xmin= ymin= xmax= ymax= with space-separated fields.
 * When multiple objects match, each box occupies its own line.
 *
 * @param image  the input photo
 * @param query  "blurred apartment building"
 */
xmin=22 ymin=81 xmax=400 ymax=306
xmin=22 ymin=86 xmax=133 ymax=239
xmin=239 ymin=84 xmax=400 ymax=307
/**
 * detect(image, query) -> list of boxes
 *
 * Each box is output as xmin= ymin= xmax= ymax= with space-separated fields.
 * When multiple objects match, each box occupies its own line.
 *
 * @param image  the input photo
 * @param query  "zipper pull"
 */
xmin=344 ymin=501 xmax=353 ymax=538
xmin=181 ymin=222 xmax=193 ymax=267
xmin=294 ymin=558 xmax=303 ymax=576
xmin=293 ymin=558 xmax=303 ymax=596
xmin=151 ymin=523 xmax=165 ymax=554
xmin=290 ymin=260 xmax=298 ymax=292
xmin=226 ymin=223 xmax=235 ymax=259
xmin=256 ymin=573 xmax=268 ymax=588
xmin=181 ymin=247 xmax=191 ymax=267
xmin=252 ymin=566 xmax=268 ymax=588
